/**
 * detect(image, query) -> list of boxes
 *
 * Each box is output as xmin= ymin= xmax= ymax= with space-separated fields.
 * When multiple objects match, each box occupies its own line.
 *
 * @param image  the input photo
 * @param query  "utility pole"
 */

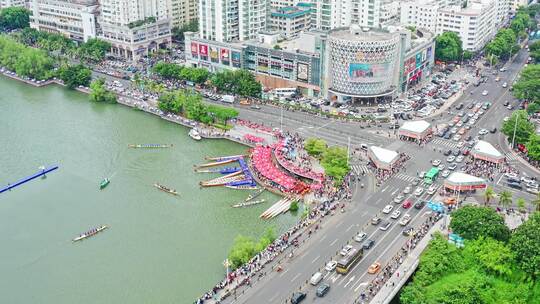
xmin=511 ymin=113 xmax=519 ymax=149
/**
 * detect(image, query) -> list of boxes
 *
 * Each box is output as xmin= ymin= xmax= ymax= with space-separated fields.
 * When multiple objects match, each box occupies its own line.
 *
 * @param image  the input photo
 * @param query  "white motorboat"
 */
xmin=189 ymin=129 xmax=202 ymax=140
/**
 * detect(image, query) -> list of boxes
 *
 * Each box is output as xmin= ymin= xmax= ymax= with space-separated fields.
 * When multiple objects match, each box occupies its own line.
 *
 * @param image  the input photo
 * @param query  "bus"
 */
xmin=271 ymin=87 xmax=298 ymax=98
xmin=336 ymin=247 xmax=363 ymax=275
xmin=424 ymin=167 xmax=440 ymax=185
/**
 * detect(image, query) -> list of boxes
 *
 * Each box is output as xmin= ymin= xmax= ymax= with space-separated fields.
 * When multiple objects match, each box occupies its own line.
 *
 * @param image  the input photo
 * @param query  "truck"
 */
xmin=221 ymin=95 xmax=235 ymax=104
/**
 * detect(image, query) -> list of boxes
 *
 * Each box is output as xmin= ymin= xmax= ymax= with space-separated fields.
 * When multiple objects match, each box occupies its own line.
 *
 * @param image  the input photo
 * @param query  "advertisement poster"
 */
xmin=210 ymin=46 xmax=219 ymax=63
xmin=415 ymin=52 xmax=422 ymax=68
xmin=191 ymin=42 xmax=198 ymax=57
xmin=199 ymin=44 xmax=208 ymax=56
xmin=348 ymin=63 xmax=390 ymax=82
xmin=405 ymin=57 xmax=416 ymax=74
xmin=297 ymin=63 xmax=309 ymax=81
xmin=220 ymin=48 xmax=230 ymax=65
xmin=427 ymin=46 xmax=432 ymax=60
xmin=231 ymin=51 xmax=241 ymax=68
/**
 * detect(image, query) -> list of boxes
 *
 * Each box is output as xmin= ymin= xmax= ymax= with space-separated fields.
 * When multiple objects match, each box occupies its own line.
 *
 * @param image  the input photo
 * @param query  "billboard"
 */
xmin=348 ymin=63 xmax=390 ymax=82
xmin=221 ymin=48 xmax=230 ymax=65
xmin=210 ymin=46 xmax=219 ymax=63
xmin=231 ymin=51 xmax=241 ymax=68
xmin=415 ymin=52 xmax=422 ymax=68
xmin=297 ymin=63 xmax=309 ymax=82
xmin=426 ymin=46 xmax=433 ymax=60
xmin=199 ymin=44 xmax=208 ymax=56
xmin=191 ymin=42 xmax=198 ymax=56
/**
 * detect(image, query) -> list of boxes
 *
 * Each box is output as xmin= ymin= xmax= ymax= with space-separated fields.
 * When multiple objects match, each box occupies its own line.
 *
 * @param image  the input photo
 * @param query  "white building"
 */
xmin=270 ymin=4 xmax=312 ymax=38
xmin=437 ymin=0 xmax=497 ymax=51
xmin=308 ymin=0 xmax=385 ymax=31
xmin=29 ymin=0 xmax=99 ymax=42
xmin=199 ymin=0 xmax=268 ymax=42
xmin=0 ymin=0 xmax=25 ymax=9
xmin=400 ymin=0 xmax=441 ymax=33
xmin=98 ymin=0 xmax=172 ymax=60
xmin=169 ymin=0 xmax=198 ymax=28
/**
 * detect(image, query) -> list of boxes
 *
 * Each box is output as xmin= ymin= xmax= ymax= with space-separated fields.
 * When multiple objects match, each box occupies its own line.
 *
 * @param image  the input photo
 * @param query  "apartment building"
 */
xmin=29 ymin=0 xmax=99 ymax=42
xmin=98 ymin=0 xmax=172 ymax=60
xmin=0 ymin=0 xmax=25 ymax=9
xmin=400 ymin=0 xmax=441 ymax=33
xmin=270 ymin=4 xmax=312 ymax=38
xmin=170 ymin=0 xmax=198 ymax=28
xmin=199 ymin=0 xmax=267 ymax=42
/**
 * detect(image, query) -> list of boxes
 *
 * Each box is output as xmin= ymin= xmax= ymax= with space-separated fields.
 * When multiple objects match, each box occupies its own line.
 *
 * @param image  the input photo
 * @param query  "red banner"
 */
xmin=220 ymin=48 xmax=230 ymax=60
xmin=199 ymin=44 xmax=208 ymax=56
xmin=191 ymin=42 xmax=198 ymax=54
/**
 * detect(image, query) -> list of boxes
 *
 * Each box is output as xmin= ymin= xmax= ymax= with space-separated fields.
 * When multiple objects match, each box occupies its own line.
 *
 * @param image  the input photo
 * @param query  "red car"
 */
xmin=402 ymin=200 xmax=412 ymax=209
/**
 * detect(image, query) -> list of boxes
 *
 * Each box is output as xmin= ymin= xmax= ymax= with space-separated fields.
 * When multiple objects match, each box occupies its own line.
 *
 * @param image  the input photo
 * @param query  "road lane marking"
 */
xmin=290 ymin=273 xmax=301 ymax=282
xmin=330 ymin=239 xmax=338 ymax=246
xmin=346 ymin=224 xmax=355 ymax=232
xmin=311 ymin=255 xmax=320 ymax=264
xmin=331 ymin=274 xmax=339 ymax=283
xmin=320 ymin=234 xmax=327 ymax=242
xmin=279 ymin=269 xmax=289 ymax=277
xmin=391 ymin=188 xmax=399 ymax=196
xmin=381 ymin=185 xmax=390 ymax=193
xmin=344 ymin=276 xmax=356 ymax=288
xmin=361 ymin=211 xmax=369 ymax=216
xmin=374 ymin=198 xmax=383 ymax=205
xmin=336 ymin=221 xmax=344 ymax=228
xmin=268 ymin=293 xmax=279 ymax=302
xmin=354 ymin=281 xmax=369 ymax=292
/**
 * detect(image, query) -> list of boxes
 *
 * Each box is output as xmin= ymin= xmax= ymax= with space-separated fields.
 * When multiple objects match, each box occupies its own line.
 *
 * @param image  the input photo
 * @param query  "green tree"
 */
xmin=78 ymin=38 xmax=111 ymax=62
xmin=510 ymin=213 xmax=540 ymax=278
xmin=0 ymin=7 xmax=30 ymax=30
xmin=526 ymin=134 xmax=540 ymax=161
xmin=304 ymin=138 xmax=327 ymax=158
xmin=171 ymin=19 xmax=198 ymax=41
xmin=464 ymin=237 xmax=514 ymax=276
xmin=501 ymin=110 xmax=535 ymax=146
xmin=153 ymin=61 xmax=183 ymax=79
xmin=320 ymin=146 xmax=350 ymax=185
xmin=206 ymin=104 xmax=239 ymax=125
xmin=517 ymin=198 xmax=527 ymax=213
xmin=227 ymin=227 xmax=275 ymax=270
xmin=531 ymin=192 xmax=540 ymax=212
xmin=89 ymin=78 xmax=117 ymax=103
xmin=529 ymin=41 xmax=540 ymax=63
xmin=484 ymin=186 xmax=495 ymax=206
xmin=57 ymin=64 xmax=92 ymax=89
xmin=435 ymin=32 xmax=463 ymax=62
xmin=449 ymin=206 xmax=510 ymax=242
xmin=498 ymin=190 xmax=513 ymax=209
xmin=512 ymin=65 xmax=540 ymax=103
xmin=527 ymin=102 xmax=540 ymax=114
xmin=210 ymin=69 xmax=262 ymax=97
xmin=289 ymin=200 xmax=299 ymax=212
xmin=485 ymin=29 xmax=517 ymax=60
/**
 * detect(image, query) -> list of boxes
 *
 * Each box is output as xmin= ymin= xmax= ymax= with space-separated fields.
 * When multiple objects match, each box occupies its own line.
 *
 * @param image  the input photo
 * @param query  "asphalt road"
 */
xmin=222 ymin=45 xmax=536 ymax=304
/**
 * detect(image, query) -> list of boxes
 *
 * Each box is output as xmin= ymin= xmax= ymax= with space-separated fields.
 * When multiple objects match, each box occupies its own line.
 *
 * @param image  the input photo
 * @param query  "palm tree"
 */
xmin=516 ymin=198 xmax=526 ymax=213
xmin=499 ymin=191 xmax=513 ymax=210
xmin=484 ymin=187 xmax=495 ymax=206
xmin=531 ymin=192 xmax=540 ymax=212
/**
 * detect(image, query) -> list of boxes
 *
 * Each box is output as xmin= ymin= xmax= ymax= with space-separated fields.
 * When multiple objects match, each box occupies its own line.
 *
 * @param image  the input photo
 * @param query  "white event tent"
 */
xmin=398 ymin=120 xmax=432 ymax=140
xmin=471 ymin=140 xmax=505 ymax=164
xmin=444 ymin=172 xmax=487 ymax=191
xmin=368 ymin=146 xmax=399 ymax=170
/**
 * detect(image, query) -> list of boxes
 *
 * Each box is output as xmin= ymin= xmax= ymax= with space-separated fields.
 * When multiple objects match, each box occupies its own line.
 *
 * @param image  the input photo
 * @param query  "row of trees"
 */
xmin=0 ymin=35 xmax=54 ymax=80
xmin=401 ymin=208 xmax=540 ymax=304
xmin=483 ymin=186 xmax=540 ymax=214
xmin=152 ymin=61 xmax=209 ymax=84
xmin=89 ymin=78 xmax=117 ymax=103
xmin=227 ymin=227 xmax=276 ymax=270
xmin=13 ymin=28 xmax=111 ymax=62
xmin=57 ymin=64 xmax=92 ymax=89
xmin=157 ymin=89 xmax=239 ymax=127
xmin=502 ymin=64 xmax=540 ymax=161
xmin=304 ymin=138 xmax=350 ymax=185
xmin=0 ymin=7 xmax=29 ymax=31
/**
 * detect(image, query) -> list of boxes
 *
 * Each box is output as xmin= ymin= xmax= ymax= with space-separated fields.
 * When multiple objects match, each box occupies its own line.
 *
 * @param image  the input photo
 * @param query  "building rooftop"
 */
xmin=329 ymin=26 xmax=398 ymax=42
xmin=271 ymin=5 xmax=312 ymax=18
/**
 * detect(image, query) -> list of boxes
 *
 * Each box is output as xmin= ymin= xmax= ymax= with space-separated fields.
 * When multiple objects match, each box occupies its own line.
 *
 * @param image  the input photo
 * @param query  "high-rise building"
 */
xmin=0 ymin=0 xmax=25 ymax=9
xmin=400 ymin=0 xmax=441 ymax=33
xmin=199 ymin=0 xmax=267 ymax=42
xmin=98 ymin=0 xmax=172 ymax=60
xmin=169 ymin=0 xmax=198 ymax=28
xmin=307 ymin=0 xmax=386 ymax=31
xmin=29 ymin=0 xmax=99 ymax=42
xmin=270 ymin=4 xmax=312 ymax=38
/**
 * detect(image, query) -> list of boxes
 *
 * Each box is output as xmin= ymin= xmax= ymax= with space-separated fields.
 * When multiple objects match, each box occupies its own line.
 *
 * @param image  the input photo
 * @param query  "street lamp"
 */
xmin=511 ymin=113 xmax=519 ymax=149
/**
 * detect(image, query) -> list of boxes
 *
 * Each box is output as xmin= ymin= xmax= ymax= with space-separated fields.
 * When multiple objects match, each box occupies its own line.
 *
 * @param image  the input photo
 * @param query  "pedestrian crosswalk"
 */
xmin=394 ymin=173 xmax=417 ymax=183
xmin=351 ymin=164 xmax=370 ymax=176
xmin=431 ymin=138 xmax=460 ymax=150
xmin=505 ymin=153 xmax=520 ymax=162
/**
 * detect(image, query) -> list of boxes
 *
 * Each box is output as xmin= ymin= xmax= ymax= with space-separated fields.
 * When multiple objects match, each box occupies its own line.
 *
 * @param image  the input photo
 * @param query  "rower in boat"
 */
xmin=154 ymin=183 xmax=178 ymax=195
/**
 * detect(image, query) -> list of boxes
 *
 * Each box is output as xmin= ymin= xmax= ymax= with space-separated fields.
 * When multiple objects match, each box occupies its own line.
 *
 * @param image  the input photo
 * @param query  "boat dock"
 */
xmin=1 ymin=165 xmax=59 ymax=194
xmin=260 ymin=197 xmax=295 ymax=219
xmin=197 ymin=156 xmax=257 ymax=189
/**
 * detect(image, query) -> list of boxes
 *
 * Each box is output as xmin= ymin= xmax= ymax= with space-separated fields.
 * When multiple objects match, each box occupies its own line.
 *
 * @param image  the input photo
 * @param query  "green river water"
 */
xmin=0 ymin=75 xmax=298 ymax=304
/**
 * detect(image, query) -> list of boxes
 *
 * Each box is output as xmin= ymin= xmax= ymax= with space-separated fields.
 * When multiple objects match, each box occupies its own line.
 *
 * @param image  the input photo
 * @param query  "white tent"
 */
xmin=444 ymin=172 xmax=486 ymax=191
xmin=398 ymin=120 xmax=432 ymax=140
xmin=471 ymin=140 xmax=505 ymax=164
xmin=368 ymin=146 xmax=399 ymax=170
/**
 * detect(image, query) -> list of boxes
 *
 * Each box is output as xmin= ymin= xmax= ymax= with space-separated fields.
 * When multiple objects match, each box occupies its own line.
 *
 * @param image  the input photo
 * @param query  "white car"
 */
xmin=383 ymin=205 xmax=394 ymax=214
xmin=427 ymin=185 xmax=437 ymax=195
xmin=414 ymin=187 xmax=424 ymax=196
xmin=479 ymin=129 xmax=489 ymax=135
xmin=482 ymin=90 xmax=488 ymax=96
xmin=504 ymin=172 xmax=518 ymax=179
xmin=447 ymin=155 xmax=455 ymax=162
xmin=438 ymin=164 xmax=445 ymax=170
xmin=432 ymin=159 xmax=441 ymax=166
xmin=441 ymin=170 xmax=451 ymax=177
xmin=394 ymin=195 xmax=405 ymax=203
xmin=469 ymin=119 xmax=476 ymax=125
xmin=391 ymin=210 xmax=402 ymax=219
xmin=354 ymin=232 xmax=368 ymax=243
xmin=325 ymin=260 xmax=338 ymax=272
xmin=521 ymin=176 xmax=535 ymax=184
xmin=456 ymin=155 xmax=464 ymax=163
xmin=526 ymin=188 xmax=540 ymax=195
xmin=502 ymin=82 xmax=508 ymax=88
xmin=457 ymin=142 xmax=465 ymax=148
xmin=399 ymin=214 xmax=412 ymax=226
xmin=403 ymin=186 xmax=412 ymax=194
xmin=503 ymin=116 xmax=510 ymax=122
xmin=453 ymin=135 xmax=462 ymax=141
xmin=340 ymin=245 xmax=354 ymax=256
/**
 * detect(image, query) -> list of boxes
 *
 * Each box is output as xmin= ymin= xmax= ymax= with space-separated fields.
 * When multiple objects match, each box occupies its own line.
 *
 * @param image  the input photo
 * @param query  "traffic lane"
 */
xmin=310 ymin=191 xmax=436 ymax=303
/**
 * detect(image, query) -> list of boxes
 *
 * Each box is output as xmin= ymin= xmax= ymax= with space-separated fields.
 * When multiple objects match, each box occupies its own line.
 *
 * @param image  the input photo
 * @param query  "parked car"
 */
xmin=399 ymin=214 xmax=412 ymax=226
xmin=362 ymin=239 xmax=375 ymax=250
xmin=414 ymin=200 xmax=426 ymax=209
xmin=339 ymin=245 xmax=354 ymax=256
xmin=368 ymin=262 xmax=382 ymax=274
xmin=391 ymin=210 xmax=402 ymax=219
xmin=291 ymin=292 xmax=306 ymax=304
xmin=316 ymin=283 xmax=330 ymax=297
xmin=325 ymin=260 xmax=337 ymax=272
xmin=383 ymin=205 xmax=394 ymax=214
xmin=354 ymin=232 xmax=368 ymax=243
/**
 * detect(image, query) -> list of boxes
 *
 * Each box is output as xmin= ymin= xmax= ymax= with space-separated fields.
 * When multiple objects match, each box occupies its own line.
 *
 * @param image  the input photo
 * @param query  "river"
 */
xmin=0 ymin=75 xmax=298 ymax=304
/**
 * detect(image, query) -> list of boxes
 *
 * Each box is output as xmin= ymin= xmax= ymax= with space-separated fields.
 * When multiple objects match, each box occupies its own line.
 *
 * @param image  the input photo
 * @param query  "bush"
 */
xmin=57 ymin=64 xmax=92 ymax=89
xmin=228 ymin=227 xmax=276 ymax=270
xmin=289 ymin=201 xmax=299 ymax=212
xmin=449 ymin=206 xmax=510 ymax=242
xmin=89 ymin=78 xmax=117 ymax=103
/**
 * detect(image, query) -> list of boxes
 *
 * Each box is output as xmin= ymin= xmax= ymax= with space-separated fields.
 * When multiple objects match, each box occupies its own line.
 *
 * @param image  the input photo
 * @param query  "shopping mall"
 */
xmin=184 ymin=25 xmax=435 ymax=103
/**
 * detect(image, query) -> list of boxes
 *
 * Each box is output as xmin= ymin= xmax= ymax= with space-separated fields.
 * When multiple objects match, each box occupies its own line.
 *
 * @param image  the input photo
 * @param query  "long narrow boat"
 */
xmin=231 ymin=199 xmax=266 ymax=208
xmin=244 ymin=188 xmax=264 ymax=202
xmin=154 ymin=183 xmax=178 ymax=195
xmin=128 ymin=144 xmax=173 ymax=148
xmin=73 ymin=225 xmax=108 ymax=242
xmin=225 ymin=185 xmax=258 ymax=190
xmin=100 ymin=178 xmax=110 ymax=190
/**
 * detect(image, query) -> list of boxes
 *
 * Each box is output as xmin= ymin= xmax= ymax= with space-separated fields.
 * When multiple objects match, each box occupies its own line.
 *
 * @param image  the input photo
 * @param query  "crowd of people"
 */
xmin=462 ymin=158 xmax=513 ymax=181
xmin=358 ymin=214 xmax=443 ymax=303
xmin=371 ymin=152 xmax=411 ymax=185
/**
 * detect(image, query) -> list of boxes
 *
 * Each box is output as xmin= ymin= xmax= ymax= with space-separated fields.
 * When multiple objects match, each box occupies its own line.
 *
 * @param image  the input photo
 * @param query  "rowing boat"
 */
xmin=245 ymin=188 xmax=264 ymax=202
xmin=154 ymin=183 xmax=178 ymax=195
xmin=73 ymin=225 xmax=108 ymax=242
xmin=231 ymin=199 xmax=266 ymax=208
xmin=100 ymin=178 xmax=110 ymax=189
xmin=128 ymin=144 xmax=173 ymax=148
